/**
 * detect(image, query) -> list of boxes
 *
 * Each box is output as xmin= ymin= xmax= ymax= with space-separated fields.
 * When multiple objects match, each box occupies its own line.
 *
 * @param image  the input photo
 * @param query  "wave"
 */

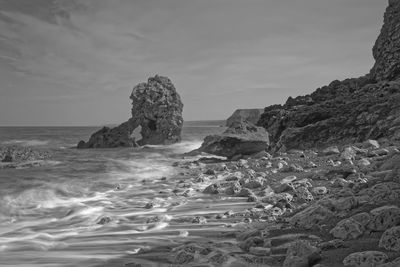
xmin=141 ymin=140 xmax=202 ymax=154
xmin=1 ymin=139 xmax=49 ymax=146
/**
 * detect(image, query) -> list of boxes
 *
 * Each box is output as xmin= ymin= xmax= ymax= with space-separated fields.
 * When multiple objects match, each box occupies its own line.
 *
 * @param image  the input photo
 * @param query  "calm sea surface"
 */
xmin=0 ymin=121 xmax=239 ymax=267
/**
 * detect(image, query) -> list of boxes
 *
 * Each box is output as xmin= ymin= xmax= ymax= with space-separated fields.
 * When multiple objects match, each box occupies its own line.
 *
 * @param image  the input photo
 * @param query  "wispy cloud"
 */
xmin=0 ymin=0 xmax=387 ymax=125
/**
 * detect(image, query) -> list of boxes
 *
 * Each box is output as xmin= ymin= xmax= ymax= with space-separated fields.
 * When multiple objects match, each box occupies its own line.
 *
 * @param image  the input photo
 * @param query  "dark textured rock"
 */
xmin=257 ymin=1 xmax=400 ymax=151
xmin=77 ymin=120 xmax=139 ymax=149
xmin=343 ymin=251 xmax=389 ymax=267
xmin=78 ymin=75 xmax=183 ymax=148
xmin=130 ymin=75 xmax=183 ymax=145
xmin=193 ymin=121 xmax=269 ymax=159
xmin=226 ymin=109 xmax=264 ymax=127
xmin=282 ymin=240 xmax=321 ymax=267
xmin=370 ymin=0 xmax=400 ymax=82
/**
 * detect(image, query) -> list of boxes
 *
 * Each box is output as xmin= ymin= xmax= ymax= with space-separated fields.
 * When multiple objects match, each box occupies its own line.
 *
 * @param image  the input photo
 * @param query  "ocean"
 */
xmin=0 ymin=121 xmax=247 ymax=267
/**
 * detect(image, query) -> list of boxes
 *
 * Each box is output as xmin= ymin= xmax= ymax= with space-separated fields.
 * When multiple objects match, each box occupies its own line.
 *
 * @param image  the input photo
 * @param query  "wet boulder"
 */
xmin=193 ymin=121 xmax=269 ymax=159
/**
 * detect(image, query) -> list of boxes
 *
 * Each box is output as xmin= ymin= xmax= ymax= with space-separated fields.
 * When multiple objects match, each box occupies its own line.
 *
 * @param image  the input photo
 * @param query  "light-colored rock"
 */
xmin=312 ymin=186 xmax=328 ymax=196
xmin=322 ymin=146 xmax=340 ymax=155
xmin=341 ymin=146 xmax=356 ymax=161
xmin=363 ymin=140 xmax=380 ymax=149
xmin=343 ymin=251 xmax=389 ymax=267
xmin=379 ymin=226 xmax=400 ymax=252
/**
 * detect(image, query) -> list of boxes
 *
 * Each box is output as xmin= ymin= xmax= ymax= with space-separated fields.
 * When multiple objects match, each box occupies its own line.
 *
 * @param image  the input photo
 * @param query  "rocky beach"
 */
xmin=1 ymin=0 xmax=400 ymax=266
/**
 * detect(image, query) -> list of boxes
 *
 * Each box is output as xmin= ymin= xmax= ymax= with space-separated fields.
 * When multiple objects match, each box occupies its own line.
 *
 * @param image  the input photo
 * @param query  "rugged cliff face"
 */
xmin=370 ymin=0 xmax=400 ymax=82
xmin=78 ymin=75 xmax=183 ymax=148
xmin=226 ymin=109 xmax=264 ymax=128
xmin=258 ymin=1 xmax=400 ymax=151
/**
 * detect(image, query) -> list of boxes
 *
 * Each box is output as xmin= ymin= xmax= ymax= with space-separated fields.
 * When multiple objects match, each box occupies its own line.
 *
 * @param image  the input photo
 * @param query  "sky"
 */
xmin=0 ymin=0 xmax=388 ymax=126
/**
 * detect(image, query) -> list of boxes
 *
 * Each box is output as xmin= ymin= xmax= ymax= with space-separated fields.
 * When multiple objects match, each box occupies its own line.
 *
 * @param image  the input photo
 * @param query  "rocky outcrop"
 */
xmin=226 ymin=109 xmax=264 ymax=127
xmin=129 ymin=75 xmax=183 ymax=145
xmin=78 ymin=75 xmax=183 ymax=148
xmin=370 ymin=0 xmax=400 ymax=82
xmin=0 ymin=146 xmax=51 ymax=169
xmin=257 ymin=0 xmax=400 ymax=151
xmin=192 ymin=121 xmax=269 ymax=159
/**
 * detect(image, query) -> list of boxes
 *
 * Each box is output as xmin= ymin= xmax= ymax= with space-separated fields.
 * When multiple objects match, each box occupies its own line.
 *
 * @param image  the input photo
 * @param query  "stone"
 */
xmin=282 ymin=240 xmax=321 ymax=267
xmin=78 ymin=75 xmax=183 ymax=148
xmin=236 ymin=188 xmax=254 ymax=197
xmin=368 ymin=206 xmax=400 ymax=231
xmin=322 ymin=146 xmax=340 ymax=156
xmin=289 ymin=204 xmax=335 ymax=229
xmin=225 ymin=182 xmax=241 ymax=195
xmin=97 ymin=216 xmax=112 ymax=225
xmin=203 ymin=183 xmax=222 ymax=194
xmin=294 ymin=186 xmax=314 ymax=202
xmin=1 ymin=152 xmax=13 ymax=162
xmin=243 ymin=177 xmax=264 ymax=189
xmin=330 ymin=218 xmax=364 ymax=240
xmin=249 ymin=247 xmax=271 ymax=256
xmin=226 ymin=109 xmax=264 ymax=127
xmin=341 ymin=147 xmax=357 ymax=161
xmin=363 ymin=140 xmax=380 ymax=149
xmin=379 ymin=226 xmax=400 ymax=251
xmin=343 ymin=251 xmax=389 ymax=267
xmin=192 ymin=216 xmax=207 ymax=224
xmin=312 ymin=186 xmax=328 ymax=196
xmin=239 ymin=236 xmax=263 ymax=252
xmin=193 ymin=121 xmax=270 ymax=159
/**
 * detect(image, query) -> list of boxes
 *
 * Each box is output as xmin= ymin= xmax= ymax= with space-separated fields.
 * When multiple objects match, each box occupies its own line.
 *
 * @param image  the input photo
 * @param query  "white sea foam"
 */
xmin=2 ymin=139 xmax=49 ymax=146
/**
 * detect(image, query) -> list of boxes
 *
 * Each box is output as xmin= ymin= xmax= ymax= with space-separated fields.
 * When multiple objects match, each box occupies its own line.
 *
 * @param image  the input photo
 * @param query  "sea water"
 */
xmin=0 ymin=121 xmax=247 ymax=267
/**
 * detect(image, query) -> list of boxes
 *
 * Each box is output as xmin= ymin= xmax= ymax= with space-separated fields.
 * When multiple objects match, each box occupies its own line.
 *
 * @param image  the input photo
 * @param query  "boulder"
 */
xmin=193 ymin=121 xmax=269 ymax=159
xmin=368 ymin=206 xmax=400 ymax=231
xmin=343 ymin=251 xmax=389 ymax=267
xmin=379 ymin=226 xmax=400 ymax=252
xmin=289 ymin=204 xmax=335 ymax=229
xmin=78 ymin=75 xmax=183 ymax=148
xmin=282 ymin=240 xmax=321 ymax=267
xmin=330 ymin=218 xmax=365 ymax=240
xmin=226 ymin=109 xmax=264 ymax=127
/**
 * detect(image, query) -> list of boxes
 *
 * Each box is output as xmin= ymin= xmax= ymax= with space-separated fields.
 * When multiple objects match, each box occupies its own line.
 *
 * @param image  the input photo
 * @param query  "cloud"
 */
xmin=0 ymin=0 xmax=387 ymax=125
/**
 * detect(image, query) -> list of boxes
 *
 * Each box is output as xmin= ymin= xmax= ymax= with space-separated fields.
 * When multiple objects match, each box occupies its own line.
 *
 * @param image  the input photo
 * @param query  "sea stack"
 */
xmin=78 ymin=75 xmax=183 ymax=148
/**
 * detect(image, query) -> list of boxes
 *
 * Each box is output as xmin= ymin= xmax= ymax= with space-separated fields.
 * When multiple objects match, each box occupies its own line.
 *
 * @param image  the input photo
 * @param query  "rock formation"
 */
xmin=130 ymin=75 xmax=183 ymax=145
xmin=370 ymin=0 xmax=400 ymax=82
xmin=257 ymin=1 xmax=400 ymax=152
xmin=193 ymin=121 xmax=269 ymax=159
xmin=226 ymin=109 xmax=264 ymax=128
xmin=78 ymin=75 xmax=183 ymax=148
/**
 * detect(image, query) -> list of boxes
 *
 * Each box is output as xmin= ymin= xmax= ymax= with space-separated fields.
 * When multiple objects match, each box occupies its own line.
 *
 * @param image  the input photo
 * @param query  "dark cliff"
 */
xmin=258 ymin=1 xmax=400 ymax=151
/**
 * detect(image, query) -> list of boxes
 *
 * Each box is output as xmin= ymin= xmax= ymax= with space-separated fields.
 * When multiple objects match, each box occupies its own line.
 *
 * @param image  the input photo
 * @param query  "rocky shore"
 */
xmin=0 ymin=146 xmax=51 ymax=169
xmin=115 ymin=1 xmax=400 ymax=266
xmin=114 ymin=139 xmax=400 ymax=266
